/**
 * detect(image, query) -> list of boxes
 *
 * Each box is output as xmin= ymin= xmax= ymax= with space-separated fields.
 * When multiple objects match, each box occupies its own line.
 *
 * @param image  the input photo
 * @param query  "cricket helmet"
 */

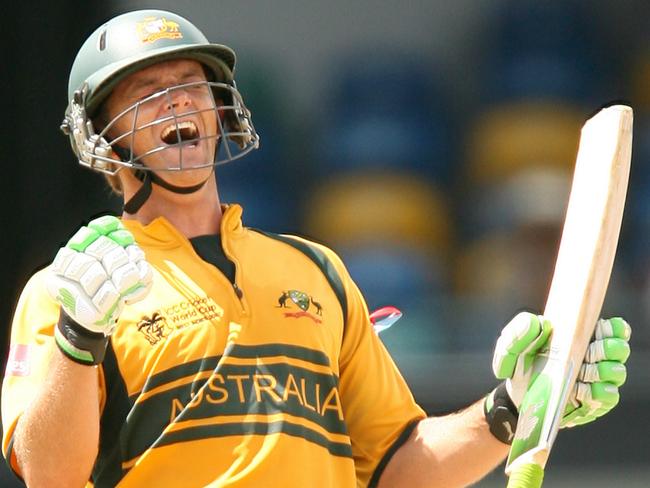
xmin=61 ymin=9 xmax=259 ymax=184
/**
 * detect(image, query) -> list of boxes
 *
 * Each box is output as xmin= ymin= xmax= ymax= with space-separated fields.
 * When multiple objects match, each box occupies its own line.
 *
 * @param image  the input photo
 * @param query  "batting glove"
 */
xmin=46 ymin=215 xmax=153 ymax=365
xmin=484 ymin=312 xmax=631 ymax=443
xmin=561 ymin=317 xmax=631 ymax=427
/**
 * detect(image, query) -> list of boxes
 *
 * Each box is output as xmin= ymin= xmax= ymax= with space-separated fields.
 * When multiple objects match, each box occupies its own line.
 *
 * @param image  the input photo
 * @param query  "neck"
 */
xmin=121 ymin=172 xmax=223 ymax=237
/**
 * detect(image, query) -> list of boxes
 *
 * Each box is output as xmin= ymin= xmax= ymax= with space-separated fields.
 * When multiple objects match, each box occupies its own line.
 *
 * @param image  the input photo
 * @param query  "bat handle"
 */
xmin=506 ymin=463 xmax=544 ymax=488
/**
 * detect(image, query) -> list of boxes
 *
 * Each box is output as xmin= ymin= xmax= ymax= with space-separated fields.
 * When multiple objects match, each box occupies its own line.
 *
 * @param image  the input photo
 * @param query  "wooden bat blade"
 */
xmin=505 ymin=104 xmax=633 ymax=486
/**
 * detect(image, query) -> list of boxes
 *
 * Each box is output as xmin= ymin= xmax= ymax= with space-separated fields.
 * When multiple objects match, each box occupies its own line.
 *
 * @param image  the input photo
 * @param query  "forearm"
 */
xmin=378 ymin=399 xmax=509 ymax=488
xmin=13 ymin=348 xmax=100 ymax=488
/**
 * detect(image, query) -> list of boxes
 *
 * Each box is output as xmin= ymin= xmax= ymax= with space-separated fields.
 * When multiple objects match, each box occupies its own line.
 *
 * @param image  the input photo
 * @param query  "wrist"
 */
xmin=55 ymin=310 xmax=109 ymax=366
xmin=483 ymin=382 xmax=519 ymax=445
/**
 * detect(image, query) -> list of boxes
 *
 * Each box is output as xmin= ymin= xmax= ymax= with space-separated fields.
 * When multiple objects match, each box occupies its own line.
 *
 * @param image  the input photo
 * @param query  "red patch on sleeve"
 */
xmin=5 ymin=344 xmax=31 ymax=377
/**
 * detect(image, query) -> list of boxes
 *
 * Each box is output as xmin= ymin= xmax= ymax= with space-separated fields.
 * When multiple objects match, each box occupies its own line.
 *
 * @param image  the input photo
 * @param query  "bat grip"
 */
xmin=506 ymin=463 xmax=544 ymax=488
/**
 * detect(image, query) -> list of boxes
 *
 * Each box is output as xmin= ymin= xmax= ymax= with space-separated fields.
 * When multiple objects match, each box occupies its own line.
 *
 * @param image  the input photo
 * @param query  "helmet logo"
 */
xmin=136 ymin=16 xmax=183 ymax=44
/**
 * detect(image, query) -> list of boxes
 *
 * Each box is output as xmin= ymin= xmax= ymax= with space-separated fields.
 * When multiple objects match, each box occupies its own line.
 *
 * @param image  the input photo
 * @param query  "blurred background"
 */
xmin=2 ymin=0 xmax=650 ymax=486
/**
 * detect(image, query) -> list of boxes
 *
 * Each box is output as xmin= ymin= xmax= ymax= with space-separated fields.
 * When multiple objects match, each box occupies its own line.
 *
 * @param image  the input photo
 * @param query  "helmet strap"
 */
xmin=118 ymin=141 xmax=214 ymax=215
xmin=123 ymin=172 xmax=153 ymax=214
xmin=123 ymin=170 xmax=213 ymax=214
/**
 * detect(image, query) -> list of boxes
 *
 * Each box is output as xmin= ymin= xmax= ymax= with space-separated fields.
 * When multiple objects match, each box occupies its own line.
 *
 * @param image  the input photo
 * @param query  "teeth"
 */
xmin=161 ymin=121 xmax=199 ymax=144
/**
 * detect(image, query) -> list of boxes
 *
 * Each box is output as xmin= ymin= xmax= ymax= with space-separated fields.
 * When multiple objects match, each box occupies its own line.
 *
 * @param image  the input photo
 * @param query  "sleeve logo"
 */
xmin=6 ymin=344 xmax=31 ymax=377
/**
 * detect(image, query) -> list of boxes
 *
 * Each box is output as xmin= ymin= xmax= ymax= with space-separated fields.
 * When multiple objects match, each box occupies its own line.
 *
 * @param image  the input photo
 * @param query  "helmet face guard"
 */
xmin=61 ymin=79 xmax=259 ymax=175
xmin=62 ymin=10 xmax=259 ymax=177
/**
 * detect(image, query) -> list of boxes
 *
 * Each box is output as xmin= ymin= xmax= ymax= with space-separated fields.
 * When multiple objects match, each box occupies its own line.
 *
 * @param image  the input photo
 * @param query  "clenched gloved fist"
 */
xmin=484 ymin=312 xmax=631 ymax=443
xmin=47 ymin=215 xmax=152 ymax=365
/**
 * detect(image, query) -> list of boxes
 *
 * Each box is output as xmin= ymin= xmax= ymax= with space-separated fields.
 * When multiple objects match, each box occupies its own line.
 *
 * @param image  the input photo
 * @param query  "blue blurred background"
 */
xmin=1 ymin=0 xmax=649 ymax=485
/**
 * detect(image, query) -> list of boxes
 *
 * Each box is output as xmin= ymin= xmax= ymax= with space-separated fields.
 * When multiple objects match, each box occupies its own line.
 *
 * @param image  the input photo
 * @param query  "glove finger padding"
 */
xmin=585 ymin=318 xmax=631 ymax=364
xmin=47 ymin=215 xmax=153 ymax=335
xmin=492 ymin=312 xmax=551 ymax=407
xmin=492 ymin=312 xmax=551 ymax=378
xmin=579 ymin=357 xmax=627 ymax=384
xmin=562 ymin=317 xmax=631 ymax=428
xmin=594 ymin=317 xmax=632 ymax=341
xmin=122 ymin=244 xmax=153 ymax=304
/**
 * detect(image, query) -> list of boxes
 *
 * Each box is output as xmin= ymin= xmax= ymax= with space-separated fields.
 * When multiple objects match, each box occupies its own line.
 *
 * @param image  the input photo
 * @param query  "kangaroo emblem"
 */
xmin=310 ymin=297 xmax=323 ymax=316
xmin=277 ymin=291 xmax=290 ymax=308
xmin=277 ymin=290 xmax=324 ymax=324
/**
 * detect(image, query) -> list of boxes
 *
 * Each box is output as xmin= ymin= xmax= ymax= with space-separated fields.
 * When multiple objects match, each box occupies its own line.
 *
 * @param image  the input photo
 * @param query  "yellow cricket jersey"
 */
xmin=2 ymin=204 xmax=425 ymax=487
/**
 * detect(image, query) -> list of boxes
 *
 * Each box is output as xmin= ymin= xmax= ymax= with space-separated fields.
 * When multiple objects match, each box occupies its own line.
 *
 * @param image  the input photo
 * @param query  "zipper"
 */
xmin=182 ymin=233 xmax=247 ymax=315
xmin=232 ymin=282 xmax=243 ymax=300
xmin=220 ymin=233 xmax=248 ymax=315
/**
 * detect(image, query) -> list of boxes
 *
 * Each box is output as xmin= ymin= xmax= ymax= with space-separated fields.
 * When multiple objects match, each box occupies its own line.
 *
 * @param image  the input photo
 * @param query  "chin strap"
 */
xmin=123 ymin=170 xmax=211 ymax=214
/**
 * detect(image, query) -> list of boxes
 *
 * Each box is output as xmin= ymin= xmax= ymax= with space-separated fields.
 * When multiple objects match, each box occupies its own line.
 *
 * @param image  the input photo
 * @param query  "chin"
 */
xmin=165 ymin=165 xmax=214 ymax=187
xmin=145 ymin=144 xmax=215 ymax=169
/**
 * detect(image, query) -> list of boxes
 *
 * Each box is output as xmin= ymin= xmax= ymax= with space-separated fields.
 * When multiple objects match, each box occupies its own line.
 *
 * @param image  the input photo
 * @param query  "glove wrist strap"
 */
xmin=54 ymin=310 xmax=109 ymax=366
xmin=484 ymin=381 xmax=519 ymax=445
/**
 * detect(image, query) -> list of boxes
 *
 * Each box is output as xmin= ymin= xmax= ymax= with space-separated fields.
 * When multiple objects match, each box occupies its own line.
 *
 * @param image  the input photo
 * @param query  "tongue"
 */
xmin=163 ymin=133 xmax=179 ymax=144
xmin=163 ymin=127 xmax=197 ymax=145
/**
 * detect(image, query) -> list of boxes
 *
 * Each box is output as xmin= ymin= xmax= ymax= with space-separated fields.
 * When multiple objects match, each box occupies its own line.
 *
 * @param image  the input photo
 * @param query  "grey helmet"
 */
xmin=61 ymin=9 xmax=259 ymax=185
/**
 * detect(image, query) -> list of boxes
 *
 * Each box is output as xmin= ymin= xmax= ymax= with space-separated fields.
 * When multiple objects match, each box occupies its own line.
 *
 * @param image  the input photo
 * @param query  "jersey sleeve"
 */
xmin=1 ymin=269 xmax=105 ymax=477
xmin=322 ymin=247 xmax=427 ymax=487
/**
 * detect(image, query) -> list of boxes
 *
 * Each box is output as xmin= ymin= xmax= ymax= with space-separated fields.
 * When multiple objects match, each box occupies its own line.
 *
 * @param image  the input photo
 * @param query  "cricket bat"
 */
xmin=504 ymin=104 xmax=633 ymax=488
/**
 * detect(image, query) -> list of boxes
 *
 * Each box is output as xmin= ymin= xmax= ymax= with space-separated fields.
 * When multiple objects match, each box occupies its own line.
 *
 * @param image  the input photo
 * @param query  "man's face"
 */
xmin=103 ymin=59 xmax=220 ymax=179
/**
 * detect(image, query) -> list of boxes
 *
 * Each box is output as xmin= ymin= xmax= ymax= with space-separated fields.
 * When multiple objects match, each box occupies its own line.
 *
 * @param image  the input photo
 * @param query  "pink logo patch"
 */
xmin=6 ymin=344 xmax=31 ymax=377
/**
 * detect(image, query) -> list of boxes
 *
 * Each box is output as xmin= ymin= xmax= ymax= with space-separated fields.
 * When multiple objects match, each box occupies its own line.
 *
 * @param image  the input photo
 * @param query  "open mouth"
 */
xmin=160 ymin=120 xmax=200 ymax=146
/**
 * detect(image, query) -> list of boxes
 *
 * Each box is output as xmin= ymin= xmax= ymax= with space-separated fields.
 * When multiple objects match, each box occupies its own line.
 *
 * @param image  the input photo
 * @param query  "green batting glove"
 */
xmin=46 ymin=215 xmax=153 ymax=365
xmin=492 ymin=312 xmax=552 ymax=407
xmin=486 ymin=313 xmax=631 ymax=443
xmin=561 ymin=317 xmax=631 ymax=428
xmin=484 ymin=312 xmax=550 ymax=443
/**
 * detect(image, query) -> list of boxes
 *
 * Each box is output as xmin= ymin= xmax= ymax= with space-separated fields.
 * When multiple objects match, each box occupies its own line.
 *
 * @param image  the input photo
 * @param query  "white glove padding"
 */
xmin=47 ymin=215 xmax=153 ymax=335
xmin=492 ymin=312 xmax=551 ymax=407
xmin=492 ymin=312 xmax=631 ymax=428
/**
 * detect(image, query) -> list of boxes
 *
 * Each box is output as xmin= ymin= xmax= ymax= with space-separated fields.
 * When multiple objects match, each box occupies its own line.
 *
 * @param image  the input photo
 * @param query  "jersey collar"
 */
xmin=121 ymin=203 xmax=244 ymax=247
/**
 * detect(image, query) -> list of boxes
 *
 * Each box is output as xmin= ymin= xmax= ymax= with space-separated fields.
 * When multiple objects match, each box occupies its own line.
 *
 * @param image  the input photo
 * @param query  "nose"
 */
xmin=164 ymin=88 xmax=192 ymax=113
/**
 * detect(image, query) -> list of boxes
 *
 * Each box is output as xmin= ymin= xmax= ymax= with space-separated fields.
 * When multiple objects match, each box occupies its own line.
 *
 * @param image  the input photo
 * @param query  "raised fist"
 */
xmin=47 ymin=215 xmax=152 ymax=364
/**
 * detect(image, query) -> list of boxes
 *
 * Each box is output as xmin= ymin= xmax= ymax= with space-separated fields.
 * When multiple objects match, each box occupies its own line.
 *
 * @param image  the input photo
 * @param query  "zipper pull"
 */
xmin=233 ymin=283 xmax=243 ymax=299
